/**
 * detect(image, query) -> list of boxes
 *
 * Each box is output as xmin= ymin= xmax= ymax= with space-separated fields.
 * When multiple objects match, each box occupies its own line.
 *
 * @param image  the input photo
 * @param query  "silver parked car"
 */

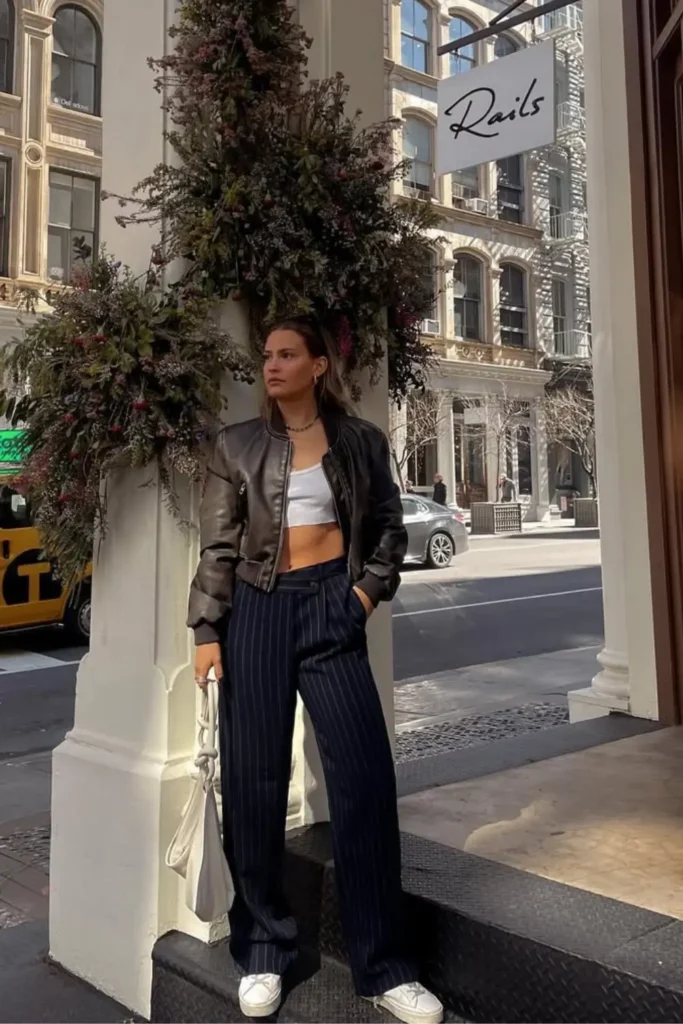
xmin=401 ymin=495 xmax=470 ymax=569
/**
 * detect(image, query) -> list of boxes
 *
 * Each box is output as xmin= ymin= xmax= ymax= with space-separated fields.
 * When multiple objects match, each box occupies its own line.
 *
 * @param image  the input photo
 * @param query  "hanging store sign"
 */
xmin=436 ymin=41 xmax=555 ymax=175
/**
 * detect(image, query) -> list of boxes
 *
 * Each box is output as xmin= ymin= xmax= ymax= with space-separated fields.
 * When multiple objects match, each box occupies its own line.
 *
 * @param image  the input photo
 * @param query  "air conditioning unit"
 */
xmin=404 ymin=184 xmax=431 ymax=202
xmin=421 ymin=319 xmax=440 ymax=336
xmin=465 ymin=197 xmax=489 ymax=215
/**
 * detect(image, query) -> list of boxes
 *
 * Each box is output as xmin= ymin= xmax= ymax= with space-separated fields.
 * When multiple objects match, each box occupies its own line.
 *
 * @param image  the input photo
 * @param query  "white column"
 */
xmin=436 ymin=392 xmax=455 ymax=505
xmin=49 ymin=3 xmax=223 ymax=1016
xmin=531 ymin=401 xmax=550 ymax=522
xmin=568 ymin=0 xmax=657 ymax=722
xmin=290 ymin=0 xmax=394 ymax=827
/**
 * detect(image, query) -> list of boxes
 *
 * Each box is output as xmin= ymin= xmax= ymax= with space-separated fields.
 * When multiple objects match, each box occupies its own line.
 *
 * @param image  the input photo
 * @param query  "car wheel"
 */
xmin=427 ymin=532 xmax=455 ymax=569
xmin=64 ymin=585 xmax=92 ymax=644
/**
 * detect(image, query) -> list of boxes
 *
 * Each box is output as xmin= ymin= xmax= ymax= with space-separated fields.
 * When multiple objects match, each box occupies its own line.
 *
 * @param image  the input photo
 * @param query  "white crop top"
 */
xmin=286 ymin=463 xmax=338 ymax=528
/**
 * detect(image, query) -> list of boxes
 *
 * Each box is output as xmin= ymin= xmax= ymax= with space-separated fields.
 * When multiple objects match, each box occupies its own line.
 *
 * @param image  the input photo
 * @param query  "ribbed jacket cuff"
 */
xmin=193 ymin=622 xmax=222 ymax=646
xmin=355 ymin=571 xmax=385 ymax=608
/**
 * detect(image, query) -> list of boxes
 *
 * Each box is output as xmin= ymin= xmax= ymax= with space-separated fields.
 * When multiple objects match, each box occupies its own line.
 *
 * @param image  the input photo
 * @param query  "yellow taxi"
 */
xmin=0 ymin=430 xmax=91 ymax=643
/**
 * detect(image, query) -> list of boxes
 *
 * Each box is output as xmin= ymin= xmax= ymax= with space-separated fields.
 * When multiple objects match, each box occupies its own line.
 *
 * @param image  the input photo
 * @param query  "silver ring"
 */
xmin=195 ymin=675 xmax=209 ymax=684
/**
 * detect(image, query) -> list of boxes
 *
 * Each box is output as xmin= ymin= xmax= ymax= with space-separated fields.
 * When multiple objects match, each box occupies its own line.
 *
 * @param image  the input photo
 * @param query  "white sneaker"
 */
xmin=371 ymin=981 xmax=444 ymax=1024
xmin=238 ymin=973 xmax=282 ymax=1018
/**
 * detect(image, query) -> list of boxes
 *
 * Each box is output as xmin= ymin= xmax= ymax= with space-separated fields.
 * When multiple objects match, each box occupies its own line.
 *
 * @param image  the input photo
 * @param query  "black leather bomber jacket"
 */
xmin=187 ymin=408 xmax=408 ymax=645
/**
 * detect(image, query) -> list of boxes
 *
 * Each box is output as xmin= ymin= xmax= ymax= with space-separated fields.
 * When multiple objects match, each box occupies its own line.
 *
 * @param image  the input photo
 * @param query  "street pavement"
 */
xmin=0 ymin=531 xmax=603 ymax=770
xmin=393 ymin=533 xmax=603 ymax=731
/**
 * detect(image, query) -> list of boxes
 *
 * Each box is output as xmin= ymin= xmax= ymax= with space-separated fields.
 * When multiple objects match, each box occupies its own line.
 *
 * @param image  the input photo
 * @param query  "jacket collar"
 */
xmin=267 ymin=404 xmax=342 ymax=447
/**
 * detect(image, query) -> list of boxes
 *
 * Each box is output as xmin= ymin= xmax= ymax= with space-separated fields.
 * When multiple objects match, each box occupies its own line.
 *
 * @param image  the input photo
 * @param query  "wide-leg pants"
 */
xmin=218 ymin=556 xmax=417 ymax=996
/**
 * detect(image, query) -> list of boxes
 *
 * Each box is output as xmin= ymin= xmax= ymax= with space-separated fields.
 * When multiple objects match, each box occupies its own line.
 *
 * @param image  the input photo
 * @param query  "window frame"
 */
xmin=400 ymin=0 xmax=432 ymax=75
xmin=449 ymin=15 xmax=477 ymax=75
xmin=47 ymin=168 xmax=100 ymax=284
xmin=499 ymin=263 xmax=528 ymax=348
xmin=453 ymin=254 xmax=483 ymax=342
xmin=0 ymin=155 xmax=11 ymax=278
xmin=421 ymin=249 xmax=439 ymax=325
xmin=402 ymin=115 xmax=434 ymax=195
xmin=552 ymin=278 xmax=568 ymax=351
xmin=497 ymin=155 xmax=525 ymax=224
xmin=0 ymin=0 xmax=14 ymax=96
xmin=51 ymin=4 xmax=102 ymax=117
xmin=548 ymin=170 xmax=566 ymax=238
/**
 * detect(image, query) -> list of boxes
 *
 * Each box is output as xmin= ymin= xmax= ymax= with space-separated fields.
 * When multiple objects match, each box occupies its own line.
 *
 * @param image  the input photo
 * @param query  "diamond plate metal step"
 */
xmin=284 ymin=824 xmax=683 ymax=1023
xmin=151 ymin=930 xmax=427 ymax=1023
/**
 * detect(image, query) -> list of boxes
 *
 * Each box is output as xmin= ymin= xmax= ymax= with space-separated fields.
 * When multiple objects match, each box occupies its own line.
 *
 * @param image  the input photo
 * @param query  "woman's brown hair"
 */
xmin=262 ymin=316 xmax=353 ymax=417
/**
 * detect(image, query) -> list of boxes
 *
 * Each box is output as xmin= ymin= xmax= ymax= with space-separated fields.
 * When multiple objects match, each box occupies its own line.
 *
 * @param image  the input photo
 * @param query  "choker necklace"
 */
xmin=285 ymin=414 xmax=320 ymax=434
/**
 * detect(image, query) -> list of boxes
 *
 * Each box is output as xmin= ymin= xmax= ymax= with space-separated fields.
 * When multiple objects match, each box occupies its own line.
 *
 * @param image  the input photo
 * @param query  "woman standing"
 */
xmin=188 ymin=317 xmax=443 ymax=1024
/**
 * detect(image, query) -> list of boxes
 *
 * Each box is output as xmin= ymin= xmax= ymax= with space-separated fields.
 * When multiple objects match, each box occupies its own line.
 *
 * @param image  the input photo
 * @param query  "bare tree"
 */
xmin=453 ymin=385 xmax=532 ymax=501
xmin=542 ymin=384 xmax=597 ymax=496
xmin=389 ymin=391 xmax=449 ymax=490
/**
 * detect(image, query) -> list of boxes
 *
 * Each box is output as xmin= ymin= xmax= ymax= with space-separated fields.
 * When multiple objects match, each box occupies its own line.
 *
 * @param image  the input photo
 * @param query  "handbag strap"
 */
xmin=194 ymin=679 xmax=219 ymax=785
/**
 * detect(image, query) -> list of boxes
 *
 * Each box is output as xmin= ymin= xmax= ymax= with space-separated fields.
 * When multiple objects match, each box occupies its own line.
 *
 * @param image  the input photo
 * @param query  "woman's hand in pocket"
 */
xmin=194 ymin=643 xmax=223 ymax=688
xmin=352 ymin=587 xmax=375 ymax=619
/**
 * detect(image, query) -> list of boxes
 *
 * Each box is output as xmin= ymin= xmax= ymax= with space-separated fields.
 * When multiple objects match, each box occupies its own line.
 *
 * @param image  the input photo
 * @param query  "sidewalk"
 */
xmin=0 ymin=751 xmax=51 ymax=930
xmin=0 ymin=756 xmax=137 ymax=1022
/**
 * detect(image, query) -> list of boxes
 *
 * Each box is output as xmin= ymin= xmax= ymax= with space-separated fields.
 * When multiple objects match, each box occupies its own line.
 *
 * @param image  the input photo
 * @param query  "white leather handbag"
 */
xmin=165 ymin=679 xmax=235 ymax=922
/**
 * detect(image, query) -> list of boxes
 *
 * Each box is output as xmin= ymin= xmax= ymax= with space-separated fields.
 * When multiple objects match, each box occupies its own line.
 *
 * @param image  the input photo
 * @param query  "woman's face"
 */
xmin=264 ymin=329 xmax=327 ymax=401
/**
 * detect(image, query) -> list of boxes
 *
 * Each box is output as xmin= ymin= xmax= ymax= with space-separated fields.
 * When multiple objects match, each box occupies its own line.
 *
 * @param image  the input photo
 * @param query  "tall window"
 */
xmin=494 ymin=34 xmax=517 ymax=59
xmin=552 ymin=279 xmax=567 ymax=352
xmin=48 ymin=171 xmax=98 ymax=283
xmin=555 ymin=52 xmax=569 ymax=105
xmin=452 ymin=166 xmax=479 ymax=203
xmin=420 ymin=252 xmax=438 ymax=326
xmin=0 ymin=157 xmax=10 ymax=277
xmin=454 ymin=256 xmax=482 ymax=341
xmin=403 ymin=117 xmax=433 ymax=194
xmin=449 ymin=16 xmax=476 ymax=75
xmin=52 ymin=6 xmax=100 ymax=115
xmin=500 ymin=264 xmax=527 ymax=347
xmin=497 ymin=156 xmax=524 ymax=223
xmin=0 ymin=0 xmax=13 ymax=95
xmin=401 ymin=0 xmax=431 ymax=74
xmin=549 ymin=171 xmax=564 ymax=237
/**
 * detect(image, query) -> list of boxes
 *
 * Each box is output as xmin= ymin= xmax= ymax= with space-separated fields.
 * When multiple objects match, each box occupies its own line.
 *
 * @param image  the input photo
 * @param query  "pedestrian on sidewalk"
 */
xmin=189 ymin=315 xmax=443 ymax=1024
xmin=499 ymin=475 xmax=517 ymax=502
xmin=432 ymin=474 xmax=447 ymax=506
xmin=405 ymin=478 xmax=415 ymax=493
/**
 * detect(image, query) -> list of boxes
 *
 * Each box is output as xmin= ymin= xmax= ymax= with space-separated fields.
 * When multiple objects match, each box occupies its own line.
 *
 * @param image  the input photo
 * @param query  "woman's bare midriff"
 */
xmin=278 ymin=523 xmax=345 ymax=574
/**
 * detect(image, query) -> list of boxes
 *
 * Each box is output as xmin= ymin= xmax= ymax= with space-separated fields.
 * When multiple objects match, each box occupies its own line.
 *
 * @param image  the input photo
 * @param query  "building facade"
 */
xmin=0 ymin=0 xmax=102 ymax=344
xmin=387 ymin=0 xmax=590 ymax=517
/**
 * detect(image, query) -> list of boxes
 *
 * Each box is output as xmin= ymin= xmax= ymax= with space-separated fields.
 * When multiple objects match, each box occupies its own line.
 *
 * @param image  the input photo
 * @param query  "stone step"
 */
xmin=152 ymin=931 xmax=395 ymax=1023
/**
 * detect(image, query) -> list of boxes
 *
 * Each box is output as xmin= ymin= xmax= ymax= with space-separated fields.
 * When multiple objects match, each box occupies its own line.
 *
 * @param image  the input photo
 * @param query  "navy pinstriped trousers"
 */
xmin=218 ymin=557 xmax=417 ymax=996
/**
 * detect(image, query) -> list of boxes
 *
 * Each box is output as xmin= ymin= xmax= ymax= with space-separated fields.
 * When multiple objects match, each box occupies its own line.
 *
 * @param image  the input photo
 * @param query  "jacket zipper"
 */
xmin=270 ymin=440 xmax=293 ymax=588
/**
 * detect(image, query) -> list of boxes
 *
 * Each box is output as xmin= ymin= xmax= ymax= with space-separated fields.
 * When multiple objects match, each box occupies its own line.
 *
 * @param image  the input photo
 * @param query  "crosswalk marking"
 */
xmin=0 ymin=651 xmax=82 ymax=674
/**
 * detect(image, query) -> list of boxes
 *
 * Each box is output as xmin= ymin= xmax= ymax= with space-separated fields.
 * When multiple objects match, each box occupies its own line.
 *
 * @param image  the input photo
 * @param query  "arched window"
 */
xmin=449 ymin=16 xmax=476 ymax=75
xmin=401 ymin=0 xmax=431 ymax=74
xmin=500 ymin=264 xmax=527 ymax=348
xmin=494 ymin=34 xmax=518 ymax=59
xmin=52 ymin=6 xmax=100 ymax=115
xmin=0 ymin=0 xmax=14 ymax=95
xmin=403 ymin=117 xmax=433 ymax=194
xmin=453 ymin=255 xmax=482 ymax=341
